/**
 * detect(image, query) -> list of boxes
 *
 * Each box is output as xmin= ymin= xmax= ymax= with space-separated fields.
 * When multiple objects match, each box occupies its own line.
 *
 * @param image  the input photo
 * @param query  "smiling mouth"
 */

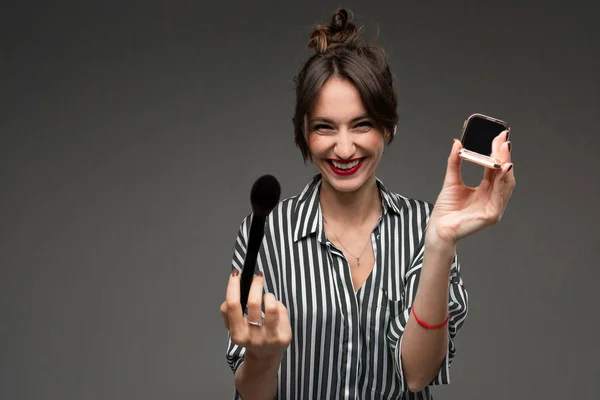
xmin=327 ymin=158 xmax=365 ymax=176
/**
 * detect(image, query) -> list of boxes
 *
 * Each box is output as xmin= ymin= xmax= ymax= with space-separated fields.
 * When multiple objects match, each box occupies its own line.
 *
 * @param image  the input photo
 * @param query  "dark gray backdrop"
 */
xmin=1 ymin=1 xmax=598 ymax=399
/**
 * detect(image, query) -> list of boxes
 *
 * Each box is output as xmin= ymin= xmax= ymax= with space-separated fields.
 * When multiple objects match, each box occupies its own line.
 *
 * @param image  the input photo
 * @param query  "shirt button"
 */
xmin=377 ymin=234 xmax=380 ymax=239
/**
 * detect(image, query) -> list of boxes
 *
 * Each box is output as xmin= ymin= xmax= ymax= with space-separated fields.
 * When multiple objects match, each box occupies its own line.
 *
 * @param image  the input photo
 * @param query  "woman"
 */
xmin=220 ymin=8 xmax=515 ymax=400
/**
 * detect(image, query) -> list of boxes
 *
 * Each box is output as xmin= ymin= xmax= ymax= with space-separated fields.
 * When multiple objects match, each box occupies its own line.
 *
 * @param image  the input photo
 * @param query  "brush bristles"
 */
xmin=250 ymin=174 xmax=281 ymax=217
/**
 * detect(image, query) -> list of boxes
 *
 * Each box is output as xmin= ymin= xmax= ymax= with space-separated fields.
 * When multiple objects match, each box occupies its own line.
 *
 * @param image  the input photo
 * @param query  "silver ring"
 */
xmin=247 ymin=318 xmax=264 ymax=327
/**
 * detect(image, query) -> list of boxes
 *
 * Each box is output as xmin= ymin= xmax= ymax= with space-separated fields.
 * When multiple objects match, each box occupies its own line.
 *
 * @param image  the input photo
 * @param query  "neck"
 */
xmin=319 ymin=175 xmax=382 ymax=227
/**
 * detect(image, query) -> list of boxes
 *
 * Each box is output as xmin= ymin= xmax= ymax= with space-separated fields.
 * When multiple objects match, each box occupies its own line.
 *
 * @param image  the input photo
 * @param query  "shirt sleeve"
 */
xmin=224 ymin=215 xmax=250 ymax=398
xmin=386 ymin=239 xmax=469 ymax=392
xmin=224 ymin=213 xmax=281 ymax=399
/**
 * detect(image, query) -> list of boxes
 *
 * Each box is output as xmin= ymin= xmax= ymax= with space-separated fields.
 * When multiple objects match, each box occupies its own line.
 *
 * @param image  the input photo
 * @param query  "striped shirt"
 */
xmin=226 ymin=174 xmax=469 ymax=399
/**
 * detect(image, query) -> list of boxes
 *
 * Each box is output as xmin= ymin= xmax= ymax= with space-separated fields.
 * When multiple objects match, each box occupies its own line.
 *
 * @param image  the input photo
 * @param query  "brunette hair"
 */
xmin=293 ymin=8 xmax=398 ymax=162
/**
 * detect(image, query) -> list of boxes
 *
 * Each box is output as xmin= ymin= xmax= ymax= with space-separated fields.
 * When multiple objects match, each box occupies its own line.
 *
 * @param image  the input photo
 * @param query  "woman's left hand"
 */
xmin=428 ymin=130 xmax=516 ymax=246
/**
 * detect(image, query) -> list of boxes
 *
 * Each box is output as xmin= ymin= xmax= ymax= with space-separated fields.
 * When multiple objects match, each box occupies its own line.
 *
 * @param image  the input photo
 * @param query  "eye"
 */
xmin=353 ymin=120 xmax=373 ymax=132
xmin=311 ymin=124 xmax=335 ymax=134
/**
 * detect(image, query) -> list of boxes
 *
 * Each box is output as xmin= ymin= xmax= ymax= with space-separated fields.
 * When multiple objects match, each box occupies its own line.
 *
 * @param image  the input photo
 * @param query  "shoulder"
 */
xmin=268 ymin=174 xmax=321 ymax=221
xmin=392 ymin=192 xmax=434 ymax=215
xmin=267 ymin=194 xmax=301 ymax=222
xmin=238 ymin=175 xmax=314 ymax=222
xmin=376 ymin=177 xmax=434 ymax=220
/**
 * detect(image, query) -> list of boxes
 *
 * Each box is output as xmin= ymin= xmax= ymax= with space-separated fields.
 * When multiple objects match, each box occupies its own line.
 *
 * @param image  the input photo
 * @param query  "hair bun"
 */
xmin=308 ymin=8 xmax=360 ymax=54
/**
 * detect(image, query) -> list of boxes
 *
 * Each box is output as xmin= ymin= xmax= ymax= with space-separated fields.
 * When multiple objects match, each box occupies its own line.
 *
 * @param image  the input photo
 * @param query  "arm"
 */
xmin=400 ymin=235 xmax=464 ymax=392
xmin=387 ymin=233 xmax=468 ymax=393
xmin=234 ymin=353 xmax=280 ymax=400
xmin=225 ymin=279 xmax=288 ymax=400
xmin=222 ymin=215 xmax=291 ymax=400
xmin=389 ymin=132 xmax=513 ymax=392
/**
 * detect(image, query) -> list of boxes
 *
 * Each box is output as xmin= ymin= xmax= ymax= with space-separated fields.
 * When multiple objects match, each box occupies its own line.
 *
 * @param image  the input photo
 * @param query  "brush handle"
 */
xmin=240 ymin=214 xmax=266 ymax=312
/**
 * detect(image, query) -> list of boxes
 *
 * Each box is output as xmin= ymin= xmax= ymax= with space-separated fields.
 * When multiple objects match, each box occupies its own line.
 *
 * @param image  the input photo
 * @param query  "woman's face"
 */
xmin=306 ymin=77 xmax=387 ymax=194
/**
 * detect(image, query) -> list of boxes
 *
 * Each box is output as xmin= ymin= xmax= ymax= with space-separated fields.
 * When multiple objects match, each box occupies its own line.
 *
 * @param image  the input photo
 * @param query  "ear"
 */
xmin=303 ymin=115 xmax=310 ymax=137
xmin=302 ymin=115 xmax=314 ymax=163
xmin=384 ymin=125 xmax=397 ymax=143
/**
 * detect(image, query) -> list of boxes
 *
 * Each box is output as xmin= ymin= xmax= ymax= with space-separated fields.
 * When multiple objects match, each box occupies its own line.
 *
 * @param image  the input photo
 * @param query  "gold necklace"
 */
xmin=323 ymin=218 xmax=372 ymax=266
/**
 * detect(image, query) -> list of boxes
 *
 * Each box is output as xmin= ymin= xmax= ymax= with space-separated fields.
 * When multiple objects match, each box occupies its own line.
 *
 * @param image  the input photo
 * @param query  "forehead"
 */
xmin=310 ymin=78 xmax=367 ymax=120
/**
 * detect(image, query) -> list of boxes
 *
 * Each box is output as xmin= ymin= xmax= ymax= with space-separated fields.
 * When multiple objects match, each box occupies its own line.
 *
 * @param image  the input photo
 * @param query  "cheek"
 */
xmin=362 ymin=135 xmax=386 ymax=155
xmin=307 ymin=135 xmax=329 ymax=156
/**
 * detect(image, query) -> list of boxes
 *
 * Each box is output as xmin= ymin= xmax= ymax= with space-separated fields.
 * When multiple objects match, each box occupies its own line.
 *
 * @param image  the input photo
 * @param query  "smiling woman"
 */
xmin=306 ymin=78 xmax=386 ymax=193
xmin=293 ymin=10 xmax=398 ymax=165
xmin=220 ymin=7 xmax=515 ymax=400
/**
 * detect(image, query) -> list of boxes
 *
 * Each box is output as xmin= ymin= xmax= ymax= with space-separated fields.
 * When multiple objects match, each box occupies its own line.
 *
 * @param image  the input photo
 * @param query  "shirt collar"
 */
xmin=293 ymin=174 xmax=403 ymax=243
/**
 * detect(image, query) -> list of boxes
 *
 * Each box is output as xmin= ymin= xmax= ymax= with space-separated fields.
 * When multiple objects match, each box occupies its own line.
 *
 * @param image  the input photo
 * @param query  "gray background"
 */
xmin=1 ymin=1 xmax=598 ymax=399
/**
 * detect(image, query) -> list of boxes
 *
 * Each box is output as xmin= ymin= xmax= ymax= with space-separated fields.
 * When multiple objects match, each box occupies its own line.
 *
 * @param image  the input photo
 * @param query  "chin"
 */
xmin=329 ymin=182 xmax=361 ymax=193
xmin=321 ymin=172 xmax=370 ymax=193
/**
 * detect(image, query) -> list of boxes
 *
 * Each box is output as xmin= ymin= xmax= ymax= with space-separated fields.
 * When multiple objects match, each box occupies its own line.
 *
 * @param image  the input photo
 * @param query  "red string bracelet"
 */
xmin=412 ymin=305 xmax=449 ymax=329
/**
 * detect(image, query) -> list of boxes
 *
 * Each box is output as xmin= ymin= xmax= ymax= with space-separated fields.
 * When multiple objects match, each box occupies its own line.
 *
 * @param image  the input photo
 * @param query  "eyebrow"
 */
xmin=309 ymin=114 xmax=370 ymax=124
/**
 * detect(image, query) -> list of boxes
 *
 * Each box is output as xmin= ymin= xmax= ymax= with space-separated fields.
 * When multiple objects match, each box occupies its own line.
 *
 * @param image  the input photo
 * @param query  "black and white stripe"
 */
xmin=226 ymin=174 xmax=469 ymax=399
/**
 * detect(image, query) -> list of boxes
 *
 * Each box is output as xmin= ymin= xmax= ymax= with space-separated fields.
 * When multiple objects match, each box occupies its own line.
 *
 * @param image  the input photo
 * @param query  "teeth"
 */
xmin=332 ymin=159 xmax=360 ymax=170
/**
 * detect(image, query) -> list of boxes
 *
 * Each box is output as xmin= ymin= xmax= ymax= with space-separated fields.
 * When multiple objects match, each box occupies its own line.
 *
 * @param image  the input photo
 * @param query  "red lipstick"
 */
xmin=328 ymin=158 xmax=364 ymax=176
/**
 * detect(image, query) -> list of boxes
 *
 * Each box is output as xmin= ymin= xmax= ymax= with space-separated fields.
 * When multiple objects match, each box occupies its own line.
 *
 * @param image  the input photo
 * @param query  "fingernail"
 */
xmin=507 ymin=141 xmax=512 ymax=152
xmin=255 ymin=271 xmax=263 ymax=277
xmin=232 ymin=269 xmax=239 ymax=277
xmin=507 ymin=164 xmax=513 ymax=172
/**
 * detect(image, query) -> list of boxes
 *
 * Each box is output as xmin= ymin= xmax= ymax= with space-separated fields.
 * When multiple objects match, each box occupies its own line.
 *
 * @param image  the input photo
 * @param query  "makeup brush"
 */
xmin=240 ymin=174 xmax=281 ymax=312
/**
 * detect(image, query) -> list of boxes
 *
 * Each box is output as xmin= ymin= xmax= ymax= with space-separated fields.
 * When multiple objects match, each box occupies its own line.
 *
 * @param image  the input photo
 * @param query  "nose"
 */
xmin=334 ymin=130 xmax=356 ymax=160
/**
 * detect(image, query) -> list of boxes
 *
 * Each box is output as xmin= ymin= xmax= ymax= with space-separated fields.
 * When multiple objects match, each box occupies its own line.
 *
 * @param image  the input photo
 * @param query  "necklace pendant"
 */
xmin=357 ymin=258 xmax=360 ymax=266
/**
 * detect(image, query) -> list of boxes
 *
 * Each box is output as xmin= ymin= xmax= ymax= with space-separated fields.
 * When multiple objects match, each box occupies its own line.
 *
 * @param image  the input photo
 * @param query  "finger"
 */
xmin=498 ymin=130 xmax=512 ymax=163
xmin=481 ymin=164 xmax=500 ymax=191
xmin=501 ymin=141 xmax=511 ymax=163
xmin=491 ymin=129 xmax=508 ymax=159
xmin=502 ymin=162 xmax=516 ymax=205
xmin=484 ymin=130 xmax=509 ymax=184
xmin=220 ymin=301 xmax=230 ymax=331
xmin=246 ymin=271 xmax=265 ymax=325
xmin=490 ymin=162 xmax=513 ymax=221
xmin=444 ymin=139 xmax=464 ymax=186
xmin=498 ymin=136 xmax=515 ymax=190
xmin=262 ymin=293 xmax=280 ymax=332
xmin=225 ymin=269 xmax=246 ymax=335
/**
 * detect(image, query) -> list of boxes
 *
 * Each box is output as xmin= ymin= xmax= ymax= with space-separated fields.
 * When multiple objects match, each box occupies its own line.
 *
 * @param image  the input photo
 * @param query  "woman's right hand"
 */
xmin=220 ymin=269 xmax=292 ymax=363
